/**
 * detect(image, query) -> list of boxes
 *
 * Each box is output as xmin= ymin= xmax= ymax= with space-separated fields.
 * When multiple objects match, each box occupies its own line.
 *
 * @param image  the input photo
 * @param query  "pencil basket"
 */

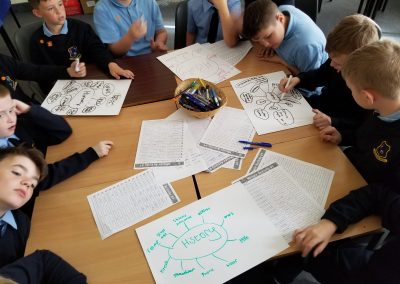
xmin=174 ymin=78 xmax=227 ymax=119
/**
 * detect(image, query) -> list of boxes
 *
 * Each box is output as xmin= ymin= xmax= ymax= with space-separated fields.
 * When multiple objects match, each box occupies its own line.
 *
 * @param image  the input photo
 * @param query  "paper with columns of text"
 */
xmin=134 ymin=120 xmax=186 ymax=169
xmin=136 ymin=182 xmax=288 ymax=284
xmin=236 ymin=162 xmax=325 ymax=241
xmin=42 ymin=79 xmax=131 ymax=116
xmin=247 ymin=149 xmax=334 ymax=207
xmin=87 ymin=170 xmax=180 ymax=239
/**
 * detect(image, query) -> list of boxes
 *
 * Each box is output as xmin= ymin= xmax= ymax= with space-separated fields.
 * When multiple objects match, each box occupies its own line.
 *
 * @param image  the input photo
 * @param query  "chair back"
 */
xmin=14 ymin=21 xmax=42 ymax=62
xmin=174 ymin=0 xmax=188 ymax=50
xmin=295 ymin=0 xmax=317 ymax=22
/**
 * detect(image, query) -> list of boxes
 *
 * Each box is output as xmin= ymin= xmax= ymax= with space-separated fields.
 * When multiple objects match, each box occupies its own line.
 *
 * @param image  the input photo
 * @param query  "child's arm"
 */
xmin=211 ymin=0 xmax=242 ymax=47
xmin=17 ymin=103 xmax=72 ymax=146
xmin=278 ymin=76 xmax=300 ymax=93
xmin=66 ymin=60 xmax=86 ymax=78
xmin=319 ymin=126 xmax=342 ymax=145
xmin=293 ymin=219 xmax=337 ymax=257
xmin=186 ymin=32 xmax=196 ymax=46
xmin=108 ymin=63 xmax=134 ymax=80
xmin=35 ymin=140 xmax=114 ymax=191
xmin=151 ymin=29 xmax=168 ymax=52
xmin=312 ymin=109 xmax=332 ymax=130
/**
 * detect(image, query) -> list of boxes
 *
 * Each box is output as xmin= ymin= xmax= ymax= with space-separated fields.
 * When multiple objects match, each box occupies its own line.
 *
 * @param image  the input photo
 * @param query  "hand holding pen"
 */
xmin=278 ymin=75 xmax=300 ymax=97
xmin=239 ymin=140 xmax=272 ymax=150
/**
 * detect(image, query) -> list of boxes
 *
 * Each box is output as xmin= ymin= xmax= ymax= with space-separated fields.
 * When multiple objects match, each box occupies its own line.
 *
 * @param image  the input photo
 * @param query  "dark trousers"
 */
xmin=0 ymin=250 xmax=87 ymax=284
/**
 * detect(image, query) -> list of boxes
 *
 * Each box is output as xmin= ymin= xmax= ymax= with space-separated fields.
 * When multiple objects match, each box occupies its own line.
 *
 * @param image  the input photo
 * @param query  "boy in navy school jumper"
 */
xmin=0 ymin=53 xmax=85 ymax=104
xmin=0 ymin=250 xmax=87 ymax=283
xmin=242 ymin=0 xmax=327 ymax=75
xmin=318 ymin=40 xmax=400 ymax=184
xmin=292 ymin=168 xmax=400 ymax=283
xmin=0 ymin=147 xmax=47 ymax=267
xmin=28 ymin=0 xmax=134 ymax=94
xmin=0 ymin=84 xmax=114 ymax=216
xmin=279 ymin=15 xmax=380 ymax=133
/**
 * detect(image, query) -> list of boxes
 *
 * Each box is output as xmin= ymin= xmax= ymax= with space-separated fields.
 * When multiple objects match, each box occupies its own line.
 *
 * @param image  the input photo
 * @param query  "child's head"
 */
xmin=341 ymin=40 xmax=400 ymax=109
xmin=326 ymin=14 xmax=380 ymax=72
xmin=29 ymin=0 xmax=66 ymax=28
xmin=242 ymin=0 xmax=286 ymax=49
xmin=0 ymin=147 xmax=47 ymax=213
xmin=0 ymin=84 xmax=17 ymax=138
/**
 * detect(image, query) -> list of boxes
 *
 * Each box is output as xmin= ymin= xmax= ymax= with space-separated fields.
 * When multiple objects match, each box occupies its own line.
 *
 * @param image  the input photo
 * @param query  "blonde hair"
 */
xmin=0 ymin=84 xmax=10 ymax=99
xmin=0 ymin=276 xmax=17 ymax=284
xmin=326 ymin=14 xmax=380 ymax=55
xmin=341 ymin=40 xmax=400 ymax=99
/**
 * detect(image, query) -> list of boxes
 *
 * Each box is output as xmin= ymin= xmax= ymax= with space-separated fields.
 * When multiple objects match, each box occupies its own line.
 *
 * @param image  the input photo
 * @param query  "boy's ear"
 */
xmin=32 ymin=8 xmax=43 ymax=18
xmin=276 ymin=12 xmax=284 ymax=23
xmin=361 ymin=89 xmax=376 ymax=105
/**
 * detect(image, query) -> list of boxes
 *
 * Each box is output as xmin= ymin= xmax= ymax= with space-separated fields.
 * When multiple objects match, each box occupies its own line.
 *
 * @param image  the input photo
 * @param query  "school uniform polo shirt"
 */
xmin=275 ymin=5 xmax=328 ymax=72
xmin=43 ymin=20 xmax=68 ymax=37
xmin=93 ymin=0 xmax=165 ymax=56
xmin=187 ymin=0 xmax=241 ymax=44
xmin=0 ymin=211 xmax=18 ymax=236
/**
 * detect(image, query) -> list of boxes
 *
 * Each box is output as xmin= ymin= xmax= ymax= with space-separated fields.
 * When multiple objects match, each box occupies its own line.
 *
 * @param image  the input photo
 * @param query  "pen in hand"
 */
xmin=280 ymin=74 xmax=293 ymax=100
xmin=75 ymin=58 xmax=80 ymax=72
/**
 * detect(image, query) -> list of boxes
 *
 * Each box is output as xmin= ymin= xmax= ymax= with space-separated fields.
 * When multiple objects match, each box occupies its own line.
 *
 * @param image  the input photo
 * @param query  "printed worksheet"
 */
xmin=136 ymin=183 xmax=288 ymax=284
xmin=207 ymin=40 xmax=253 ymax=66
xmin=42 ymin=79 xmax=131 ymax=115
xmin=87 ymin=170 xmax=180 ymax=239
xmin=199 ymin=107 xmax=255 ymax=158
xmin=152 ymin=110 xmax=208 ymax=184
xmin=134 ymin=120 xmax=186 ymax=169
xmin=230 ymin=72 xmax=313 ymax=134
xmin=248 ymin=149 xmax=334 ymax=207
xmin=157 ymin=44 xmax=240 ymax=84
xmin=236 ymin=162 xmax=325 ymax=241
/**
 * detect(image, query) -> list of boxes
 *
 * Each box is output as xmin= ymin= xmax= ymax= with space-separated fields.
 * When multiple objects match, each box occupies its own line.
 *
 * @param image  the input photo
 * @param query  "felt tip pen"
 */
xmin=239 ymin=140 xmax=272 ymax=147
xmin=75 ymin=58 xmax=80 ymax=72
xmin=281 ymin=75 xmax=292 ymax=100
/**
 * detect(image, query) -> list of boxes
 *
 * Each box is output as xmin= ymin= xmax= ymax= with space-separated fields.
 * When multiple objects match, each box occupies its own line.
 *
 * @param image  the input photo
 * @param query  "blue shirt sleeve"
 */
xmin=93 ymin=3 xmax=120 ymax=44
xmin=294 ymin=44 xmax=327 ymax=72
xmin=152 ymin=0 xmax=165 ymax=32
xmin=187 ymin=1 xmax=196 ymax=34
xmin=228 ymin=0 xmax=242 ymax=13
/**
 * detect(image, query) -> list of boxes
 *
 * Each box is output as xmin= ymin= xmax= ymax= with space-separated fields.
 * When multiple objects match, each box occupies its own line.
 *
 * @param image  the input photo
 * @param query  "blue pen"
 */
xmin=239 ymin=140 xmax=272 ymax=147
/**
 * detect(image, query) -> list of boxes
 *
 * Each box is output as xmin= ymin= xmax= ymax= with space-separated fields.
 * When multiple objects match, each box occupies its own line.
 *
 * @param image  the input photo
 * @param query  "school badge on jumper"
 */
xmin=1 ymin=76 xmax=17 ymax=91
xmin=373 ymin=140 xmax=391 ymax=163
xmin=68 ymin=46 xmax=81 ymax=61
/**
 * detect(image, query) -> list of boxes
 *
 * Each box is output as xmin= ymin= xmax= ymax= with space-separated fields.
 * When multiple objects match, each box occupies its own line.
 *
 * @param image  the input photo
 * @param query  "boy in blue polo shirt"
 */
xmin=242 ymin=0 xmax=327 ymax=75
xmin=186 ymin=0 xmax=241 ymax=46
xmin=93 ymin=0 xmax=168 ymax=57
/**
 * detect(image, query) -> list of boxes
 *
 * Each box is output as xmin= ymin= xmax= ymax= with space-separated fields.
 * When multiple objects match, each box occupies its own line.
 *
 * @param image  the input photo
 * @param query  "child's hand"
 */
xmin=13 ymin=99 xmax=30 ymax=115
xmin=278 ymin=76 xmax=300 ymax=93
xmin=150 ymin=39 xmax=168 ymax=52
xmin=209 ymin=0 xmax=228 ymax=9
xmin=129 ymin=18 xmax=147 ymax=41
xmin=320 ymin=126 xmax=342 ymax=144
xmin=108 ymin=62 xmax=134 ymax=80
xmin=292 ymin=219 xmax=337 ymax=257
xmin=256 ymin=46 xmax=275 ymax=58
xmin=92 ymin=140 xmax=114 ymax=158
xmin=67 ymin=61 xmax=86 ymax=78
xmin=313 ymin=109 xmax=332 ymax=130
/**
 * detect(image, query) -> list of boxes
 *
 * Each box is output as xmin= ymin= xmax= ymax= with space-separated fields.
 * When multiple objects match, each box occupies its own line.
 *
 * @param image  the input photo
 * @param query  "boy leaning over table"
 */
xmin=0 ymin=83 xmax=113 ymax=217
xmin=242 ymin=0 xmax=327 ymax=76
xmin=0 ymin=147 xmax=87 ymax=283
xmin=28 ymin=0 xmax=134 ymax=95
xmin=319 ymin=40 xmax=400 ymax=184
xmin=279 ymin=15 xmax=380 ymax=133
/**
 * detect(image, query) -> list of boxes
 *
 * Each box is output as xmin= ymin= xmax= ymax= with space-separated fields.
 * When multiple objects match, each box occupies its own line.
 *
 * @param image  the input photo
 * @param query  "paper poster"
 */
xmin=136 ymin=183 xmax=288 ymax=284
xmin=42 ymin=79 xmax=131 ymax=116
xmin=230 ymin=72 xmax=313 ymax=134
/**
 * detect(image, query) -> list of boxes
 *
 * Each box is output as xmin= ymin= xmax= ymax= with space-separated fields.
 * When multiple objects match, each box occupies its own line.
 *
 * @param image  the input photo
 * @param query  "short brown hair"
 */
xmin=28 ymin=0 xmax=44 ymax=9
xmin=242 ymin=0 xmax=279 ymax=40
xmin=0 ymin=84 xmax=11 ymax=99
xmin=0 ymin=147 xmax=48 ymax=182
xmin=326 ymin=14 xmax=380 ymax=55
xmin=342 ymin=40 xmax=400 ymax=100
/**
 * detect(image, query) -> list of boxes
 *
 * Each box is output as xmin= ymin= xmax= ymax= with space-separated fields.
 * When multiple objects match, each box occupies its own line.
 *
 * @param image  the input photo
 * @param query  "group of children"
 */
xmin=0 ymin=0 xmax=399 ymax=282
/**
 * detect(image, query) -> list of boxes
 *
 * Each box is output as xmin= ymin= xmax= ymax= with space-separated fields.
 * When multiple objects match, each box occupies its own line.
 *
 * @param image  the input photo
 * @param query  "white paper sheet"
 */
xmin=157 ymin=44 xmax=241 ymax=84
xmin=87 ymin=170 xmax=180 ymax=239
xmin=207 ymin=40 xmax=253 ymax=66
xmin=199 ymin=107 xmax=255 ymax=158
xmin=247 ymin=149 xmax=334 ymax=207
xmin=42 ymin=79 xmax=131 ymax=116
xmin=134 ymin=120 xmax=186 ymax=169
xmin=136 ymin=183 xmax=288 ymax=284
xmin=222 ymin=157 xmax=243 ymax=171
xmin=152 ymin=111 xmax=208 ymax=184
xmin=230 ymin=72 xmax=314 ymax=134
xmin=236 ymin=162 xmax=325 ymax=241
xmin=200 ymin=147 xmax=235 ymax=172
